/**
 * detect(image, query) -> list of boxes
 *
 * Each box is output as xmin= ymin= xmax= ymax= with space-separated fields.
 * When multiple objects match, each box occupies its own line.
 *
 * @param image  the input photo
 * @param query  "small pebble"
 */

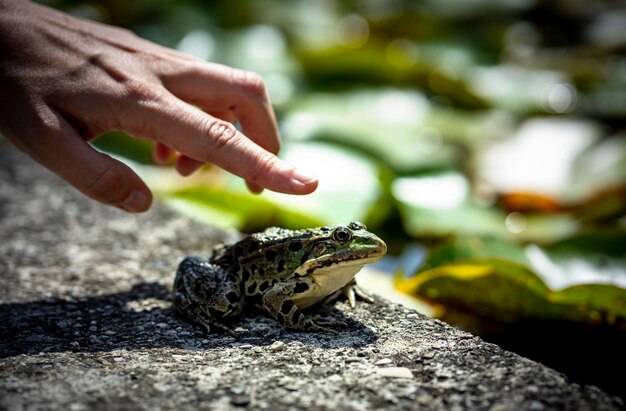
xmin=231 ymin=395 xmax=250 ymax=406
xmin=269 ymin=341 xmax=286 ymax=352
xmin=376 ymin=367 xmax=413 ymax=379
xmin=375 ymin=358 xmax=393 ymax=366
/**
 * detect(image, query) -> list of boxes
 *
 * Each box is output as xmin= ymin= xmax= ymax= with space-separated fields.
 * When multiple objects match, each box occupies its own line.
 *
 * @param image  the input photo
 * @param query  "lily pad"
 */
xmin=396 ymin=235 xmax=626 ymax=327
xmin=393 ymin=172 xmax=580 ymax=242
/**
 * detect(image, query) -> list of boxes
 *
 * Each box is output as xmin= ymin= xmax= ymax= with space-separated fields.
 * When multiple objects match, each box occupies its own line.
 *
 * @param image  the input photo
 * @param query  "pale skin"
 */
xmin=0 ymin=0 xmax=318 ymax=212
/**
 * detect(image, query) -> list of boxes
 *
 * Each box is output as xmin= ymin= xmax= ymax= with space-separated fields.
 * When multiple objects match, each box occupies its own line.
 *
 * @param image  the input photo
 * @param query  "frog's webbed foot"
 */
xmin=197 ymin=315 xmax=238 ymax=339
xmin=288 ymin=314 xmax=344 ymax=334
xmin=261 ymin=288 xmax=342 ymax=333
xmin=311 ymin=314 xmax=349 ymax=331
xmin=323 ymin=279 xmax=375 ymax=308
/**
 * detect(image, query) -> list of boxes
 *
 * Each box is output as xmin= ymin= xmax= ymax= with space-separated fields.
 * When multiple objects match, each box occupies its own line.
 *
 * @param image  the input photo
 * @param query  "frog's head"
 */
xmin=291 ymin=222 xmax=386 ymax=306
xmin=298 ymin=221 xmax=386 ymax=271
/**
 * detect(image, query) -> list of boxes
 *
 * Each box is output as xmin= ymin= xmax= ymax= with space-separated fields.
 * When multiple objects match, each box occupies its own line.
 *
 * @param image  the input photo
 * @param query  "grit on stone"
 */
xmin=0 ymin=138 xmax=623 ymax=411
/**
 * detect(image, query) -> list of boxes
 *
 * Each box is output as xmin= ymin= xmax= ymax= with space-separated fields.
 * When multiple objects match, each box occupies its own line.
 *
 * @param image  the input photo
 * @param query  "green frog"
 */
xmin=173 ymin=221 xmax=387 ymax=334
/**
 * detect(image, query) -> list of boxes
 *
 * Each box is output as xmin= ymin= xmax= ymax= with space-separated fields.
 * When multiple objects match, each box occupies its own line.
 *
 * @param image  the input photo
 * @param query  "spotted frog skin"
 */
xmin=173 ymin=222 xmax=387 ymax=334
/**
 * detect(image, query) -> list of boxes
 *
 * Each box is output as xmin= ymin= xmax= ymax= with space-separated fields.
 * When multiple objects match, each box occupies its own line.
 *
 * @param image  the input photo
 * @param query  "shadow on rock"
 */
xmin=0 ymin=282 xmax=376 ymax=357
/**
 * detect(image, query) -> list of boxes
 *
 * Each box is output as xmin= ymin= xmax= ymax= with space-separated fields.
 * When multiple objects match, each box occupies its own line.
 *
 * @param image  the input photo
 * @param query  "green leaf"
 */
xmin=159 ymin=186 xmax=323 ymax=232
xmin=92 ymin=132 xmax=154 ymax=165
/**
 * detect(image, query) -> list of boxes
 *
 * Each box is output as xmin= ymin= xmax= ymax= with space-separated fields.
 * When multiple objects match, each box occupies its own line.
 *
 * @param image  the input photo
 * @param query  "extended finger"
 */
xmin=124 ymin=92 xmax=317 ymax=195
xmin=172 ymin=111 xmax=232 ymax=177
xmin=211 ymin=109 xmax=258 ymax=191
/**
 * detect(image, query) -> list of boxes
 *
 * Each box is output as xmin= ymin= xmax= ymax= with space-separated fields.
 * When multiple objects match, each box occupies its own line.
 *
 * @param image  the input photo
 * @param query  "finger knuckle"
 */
xmin=231 ymin=69 xmax=266 ymax=98
xmin=86 ymin=165 xmax=128 ymax=204
xmin=202 ymin=118 xmax=238 ymax=152
xmin=125 ymin=79 xmax=164 ymax=104
xmin=247 ymin=152 xmax=279 ymax=185
xmin=117 ymin=26 xmax=138 ymax=40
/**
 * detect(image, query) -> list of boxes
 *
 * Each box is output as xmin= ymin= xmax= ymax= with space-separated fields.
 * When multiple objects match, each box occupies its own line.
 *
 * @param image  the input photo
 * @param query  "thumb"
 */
xmin=30 ymin=109 xmax=153 ymax=212
xmin=78 ymin=151 xmax=153 ymax=212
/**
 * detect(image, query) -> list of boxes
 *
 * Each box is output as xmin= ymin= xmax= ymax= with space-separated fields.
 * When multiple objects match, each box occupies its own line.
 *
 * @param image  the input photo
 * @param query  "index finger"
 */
xmin=125 ymin=91 xmax=317 ymax=195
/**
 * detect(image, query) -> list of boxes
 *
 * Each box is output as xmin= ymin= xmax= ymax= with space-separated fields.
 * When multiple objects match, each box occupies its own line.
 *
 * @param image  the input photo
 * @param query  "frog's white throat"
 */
xmin=292 ymin=256 xmax=379 ymax=309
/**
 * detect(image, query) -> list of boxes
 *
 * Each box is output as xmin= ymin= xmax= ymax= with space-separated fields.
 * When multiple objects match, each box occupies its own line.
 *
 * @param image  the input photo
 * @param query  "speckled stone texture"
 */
xmin=0 ymin=138 xmax=623 ymax=411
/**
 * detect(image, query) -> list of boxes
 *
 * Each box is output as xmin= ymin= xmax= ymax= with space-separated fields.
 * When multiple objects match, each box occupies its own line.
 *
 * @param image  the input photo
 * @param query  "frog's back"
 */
xmin=212 ymin=227 xmax=319 ymax=261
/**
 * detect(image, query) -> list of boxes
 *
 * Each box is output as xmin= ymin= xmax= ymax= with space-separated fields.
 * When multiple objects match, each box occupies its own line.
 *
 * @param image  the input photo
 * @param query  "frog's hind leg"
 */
xmin=172 ymin=292 xmax=230 ymax=335
xmin=173 ymin=256 xmax=244 ymax=336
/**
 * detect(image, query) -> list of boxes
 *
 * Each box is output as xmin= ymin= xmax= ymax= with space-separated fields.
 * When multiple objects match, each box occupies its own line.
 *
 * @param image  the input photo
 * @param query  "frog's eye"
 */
xmin=332 ymin=227 xmax=352 ymax=243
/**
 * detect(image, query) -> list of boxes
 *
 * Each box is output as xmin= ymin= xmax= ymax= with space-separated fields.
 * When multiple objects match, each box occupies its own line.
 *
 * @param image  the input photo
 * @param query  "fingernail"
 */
xmin=291 ymin=168 xmax=318 ymax=186
xmin=122 ymin=189 xmax=150 ymax=212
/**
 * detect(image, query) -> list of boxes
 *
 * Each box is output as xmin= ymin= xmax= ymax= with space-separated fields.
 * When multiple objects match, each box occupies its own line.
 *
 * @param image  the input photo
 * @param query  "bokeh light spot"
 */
xmin=177 ymin=29 xmax=215 ymax=60
xmin=419 ymin=127 xmax=443 ymax=154
xmin=386 ymin=38 xmax=419 ymax=68
xmin=336 ymin=14 xmax=370 ymax=48
xmin=505 ymin=212 xmax=527 ymax=234
xmin=543 ymin=83 xmax=578 ymax=113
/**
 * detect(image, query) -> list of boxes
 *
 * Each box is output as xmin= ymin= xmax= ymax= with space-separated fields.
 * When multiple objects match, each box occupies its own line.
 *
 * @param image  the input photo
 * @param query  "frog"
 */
xmin=173 ymin=221 xmax=387 ymax=334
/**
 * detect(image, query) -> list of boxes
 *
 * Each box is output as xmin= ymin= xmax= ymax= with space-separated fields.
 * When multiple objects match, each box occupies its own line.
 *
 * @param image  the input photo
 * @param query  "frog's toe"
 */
xmin=308 ymin=322 xmax=340 ymax=334
xmin=322 ymin=283 xmax=376 ymax=309
xmin=311 ymin=315 xmax=348 ymax=330
xmin=208 ymin=321 xmax=238 ymax=338
xmin=342 ymin=284 xmax=375 ymax=308
xmin=353 ymin=285 xmax=375 ymax=304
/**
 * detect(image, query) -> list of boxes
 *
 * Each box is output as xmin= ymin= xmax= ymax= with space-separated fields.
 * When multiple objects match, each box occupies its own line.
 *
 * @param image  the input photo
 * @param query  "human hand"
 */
xmin=0 ymin=0 xmax=318 ymax=212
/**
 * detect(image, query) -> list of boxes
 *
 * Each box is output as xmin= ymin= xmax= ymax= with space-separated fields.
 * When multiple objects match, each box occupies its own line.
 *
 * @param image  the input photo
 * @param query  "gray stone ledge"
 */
xmin=0 ymin=139 xmax=623 ymax=411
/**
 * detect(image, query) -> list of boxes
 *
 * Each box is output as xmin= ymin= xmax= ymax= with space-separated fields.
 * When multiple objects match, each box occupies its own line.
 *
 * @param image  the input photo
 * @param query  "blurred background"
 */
xmin=41 ymin=0 xmax=625 ymax=400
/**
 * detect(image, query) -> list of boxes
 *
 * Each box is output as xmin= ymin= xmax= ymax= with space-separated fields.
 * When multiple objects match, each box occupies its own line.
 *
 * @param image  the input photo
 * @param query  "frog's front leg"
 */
xmin=323 ymin=278 xmax=375 ymax=308
xmin=261 ymin=282 xmax=344 ymax=332
xmin=173 ymin=256 xmax=244 ymax=336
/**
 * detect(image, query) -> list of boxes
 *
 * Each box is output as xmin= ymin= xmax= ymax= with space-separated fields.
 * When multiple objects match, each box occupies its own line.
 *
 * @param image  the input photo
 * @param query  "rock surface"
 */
xmin=0 ymin=139 xmax=623 ymax=411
